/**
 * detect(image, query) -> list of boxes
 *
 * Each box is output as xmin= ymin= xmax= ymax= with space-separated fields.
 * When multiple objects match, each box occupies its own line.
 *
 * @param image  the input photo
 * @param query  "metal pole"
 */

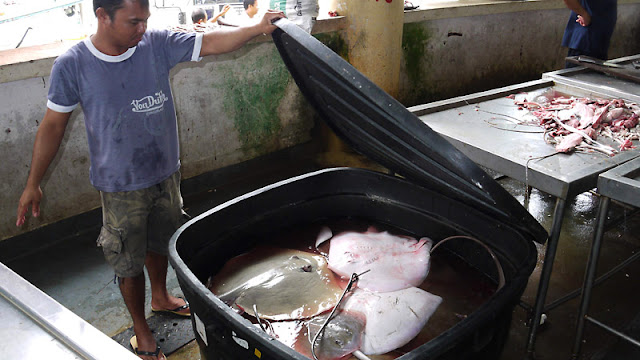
xmin=571 ymin=196 xmax=609 ymax=358
xmin=545 ymin=201 xmax=640 ymax=314
xmin=526 ymin=197 xmax=567 ymax=358
xmin=585 ymin=316 xmax=640 ymax=348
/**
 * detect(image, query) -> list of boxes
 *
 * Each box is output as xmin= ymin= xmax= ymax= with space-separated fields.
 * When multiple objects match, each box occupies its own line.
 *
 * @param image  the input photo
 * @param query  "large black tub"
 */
xmin=169 ymin=19 xmax=547 ymax=360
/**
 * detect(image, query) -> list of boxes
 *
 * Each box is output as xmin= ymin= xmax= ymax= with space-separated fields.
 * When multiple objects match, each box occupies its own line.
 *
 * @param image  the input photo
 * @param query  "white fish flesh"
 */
xmin=326 ymin=227 xmax=432 ymax=293
xmin=340 ymin=287 xmax=442 ymax=355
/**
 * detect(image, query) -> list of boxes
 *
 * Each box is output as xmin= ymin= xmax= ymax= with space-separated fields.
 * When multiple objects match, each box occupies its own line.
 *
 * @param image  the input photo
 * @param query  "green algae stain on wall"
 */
xmin=315 ymin=32 xmax=349 ymax=61
xmin=402 ymin=23 xmax=430 ymax=85
xmin=216 ymin=47 xmax=291 ymax=154
xmin=401 ymin=23 xmax=436 ymax=105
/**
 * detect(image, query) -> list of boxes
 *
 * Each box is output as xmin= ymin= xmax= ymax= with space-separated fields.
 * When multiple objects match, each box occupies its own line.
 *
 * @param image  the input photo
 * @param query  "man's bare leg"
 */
xmin=145 ymin=251 xmax=189 ymax=314
xmin=119 ymin=274 xmax=164 ymax=359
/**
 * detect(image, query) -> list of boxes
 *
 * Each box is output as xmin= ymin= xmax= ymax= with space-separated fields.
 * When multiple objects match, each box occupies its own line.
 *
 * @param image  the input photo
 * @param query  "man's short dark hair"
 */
xmin=191 ymin=8 xmax=206 ymax=23
xmin=243 ymin=0 xmax=257 ymax=10
xmin=94 ymin=0 xmax=149 ymax=19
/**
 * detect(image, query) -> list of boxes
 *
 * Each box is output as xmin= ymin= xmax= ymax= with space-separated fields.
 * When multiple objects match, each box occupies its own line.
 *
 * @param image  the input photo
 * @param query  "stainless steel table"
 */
xmin=572 ymin=157 xmax=640 ymax=359
xmin=0 ymin=262 xmax=138 ymax=360
xmin=409 ymin=78 xmax=640 ymax=358
xmin=543 ymin=54 xmax=640 ymax=104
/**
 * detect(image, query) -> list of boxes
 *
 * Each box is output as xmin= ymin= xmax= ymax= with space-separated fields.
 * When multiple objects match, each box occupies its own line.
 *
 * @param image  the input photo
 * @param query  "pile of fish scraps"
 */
xmin=504 ymin=91 xmax=640 ymax=155
xmin=207 ymin=226 xmax=445 ymax=360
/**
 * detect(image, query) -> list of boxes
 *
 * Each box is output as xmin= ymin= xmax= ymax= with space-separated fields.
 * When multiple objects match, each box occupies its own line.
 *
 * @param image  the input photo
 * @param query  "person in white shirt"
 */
xmin=219 ymin=0 xmax=260 ymax=27
xmin=242 ymin=0 xmax=260 ymax=20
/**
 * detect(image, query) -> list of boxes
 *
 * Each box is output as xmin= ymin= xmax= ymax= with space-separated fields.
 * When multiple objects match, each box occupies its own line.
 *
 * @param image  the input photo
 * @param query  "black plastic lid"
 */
xmin=272 ymin=19 xmax=548 ymax=244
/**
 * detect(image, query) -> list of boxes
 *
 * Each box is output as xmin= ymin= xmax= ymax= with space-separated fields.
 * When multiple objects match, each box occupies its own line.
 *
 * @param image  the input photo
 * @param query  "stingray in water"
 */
xmin=208 ymin=227 xmax=448 ymax=359
xmin=303 ymin=310 xmax=366 ymax=360
xmin=264 ymin=311 xmax=368 ymax=360
xmin=277 ymin=284 xmax=442 ymax=360
xmin=317 ymin=226 xmax=433 ymax=293
xmin=338 ymin=286 xmax=442 ymax=355
xmin=304 ymin=230 xmax=504 ymax=359
xmin=207 ymin=246 xmax=344 ymax=321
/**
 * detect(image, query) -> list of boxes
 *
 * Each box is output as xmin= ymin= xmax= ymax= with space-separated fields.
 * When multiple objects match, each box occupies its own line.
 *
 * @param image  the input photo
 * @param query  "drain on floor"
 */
xmin=111 ymin=312 xmax=194 ymax=356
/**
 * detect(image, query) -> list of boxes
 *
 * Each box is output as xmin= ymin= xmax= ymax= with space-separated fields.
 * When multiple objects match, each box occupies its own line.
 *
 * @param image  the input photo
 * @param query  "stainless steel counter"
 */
xmin=543 ymin=54 xmax=640 ymax=104
xmin=573 ymin=157 xmax=640 ymax=358
xmin=410 ymin=78 xmax=640 ymax=200
xmin=0 ymin=262 xmax=138 ymax=360
xmin=408 ymin=77 xmax=640 ymax=358
xmin=598 ymin=156 xmax=640 ymax=206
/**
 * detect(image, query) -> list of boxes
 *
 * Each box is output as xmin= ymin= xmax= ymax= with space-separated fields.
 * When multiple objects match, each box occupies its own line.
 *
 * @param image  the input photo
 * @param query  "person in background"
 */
xmin=15 ymin=0 xmax=284 ymax=359
xmin=219 ymin=0 xmax=260 ymax=27
xmin=241 ymin=0 xmax=260 ymax=22
xmin=191 ymin=4 xmax=231 ymax=25
xmin=191 ymin=7 xmax=208 ymax=24
xmin=561 ymin=0 xmax=617 ymax=68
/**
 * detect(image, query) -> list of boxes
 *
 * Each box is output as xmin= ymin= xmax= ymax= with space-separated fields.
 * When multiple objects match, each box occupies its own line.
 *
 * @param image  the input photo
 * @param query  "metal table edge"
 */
xmin=0 ymin=262 xmax=138 ymax=360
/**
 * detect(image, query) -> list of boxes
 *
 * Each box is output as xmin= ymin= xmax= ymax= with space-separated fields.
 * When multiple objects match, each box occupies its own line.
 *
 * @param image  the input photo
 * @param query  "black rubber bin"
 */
xmin=168 ymin=19 xmax=547 ymax=360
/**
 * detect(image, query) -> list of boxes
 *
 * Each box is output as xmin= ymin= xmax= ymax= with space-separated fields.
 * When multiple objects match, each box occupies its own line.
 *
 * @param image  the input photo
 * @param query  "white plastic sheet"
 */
xmin=269 ymin=0 xmax=319 ymax=32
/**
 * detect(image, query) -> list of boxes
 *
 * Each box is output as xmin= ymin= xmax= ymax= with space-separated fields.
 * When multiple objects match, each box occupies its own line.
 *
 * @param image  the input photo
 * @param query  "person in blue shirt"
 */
xmin=15 ymin=0 xmax=284 ymax=359
xmin=561 ymin=0 xmax=617 ymax=68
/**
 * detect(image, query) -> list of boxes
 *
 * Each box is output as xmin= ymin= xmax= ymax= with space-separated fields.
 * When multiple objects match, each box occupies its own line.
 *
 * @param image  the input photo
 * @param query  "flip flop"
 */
xmin=130 ymin=335 xmax=166 ymax=360
xmin=151 ymin=298 xmax=191 ymax=317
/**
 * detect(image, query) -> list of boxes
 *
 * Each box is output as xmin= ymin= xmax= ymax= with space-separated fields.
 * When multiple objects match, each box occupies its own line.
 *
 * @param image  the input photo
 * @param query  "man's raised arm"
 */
xmin=200 ymin=10 xmax=285 ymax=56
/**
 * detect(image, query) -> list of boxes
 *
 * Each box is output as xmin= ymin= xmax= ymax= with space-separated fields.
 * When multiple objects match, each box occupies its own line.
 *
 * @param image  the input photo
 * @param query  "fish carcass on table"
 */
xmin=512 ymin=92 xmax=640 ymax=154
xmin=555 ymin=127 xmax=597 ymax=153
xmin=320 ymin=227 xmax=433 ymax=292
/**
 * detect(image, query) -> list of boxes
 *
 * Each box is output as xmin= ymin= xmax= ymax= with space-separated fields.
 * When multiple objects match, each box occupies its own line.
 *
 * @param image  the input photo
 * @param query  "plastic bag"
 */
xmin=269 ymin=0 xmax=319 ymax=33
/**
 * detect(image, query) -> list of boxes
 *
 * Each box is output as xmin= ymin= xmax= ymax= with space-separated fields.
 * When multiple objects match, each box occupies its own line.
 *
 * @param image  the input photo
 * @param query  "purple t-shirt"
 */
xmin=47 ymin=29 xmax=203 ymax=192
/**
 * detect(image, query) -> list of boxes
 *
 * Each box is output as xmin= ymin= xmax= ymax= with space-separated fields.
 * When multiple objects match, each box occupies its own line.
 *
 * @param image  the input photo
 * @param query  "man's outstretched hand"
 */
xmin=16 ymin=185 xmax=42 ymax=226
xmin=259 ymin=9 xmax=286 ymax=35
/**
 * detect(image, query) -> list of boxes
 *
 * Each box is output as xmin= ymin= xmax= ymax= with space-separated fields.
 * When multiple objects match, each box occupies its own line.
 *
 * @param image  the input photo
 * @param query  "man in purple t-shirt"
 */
xmin=15 ymin=1 xmax=284 ymax=359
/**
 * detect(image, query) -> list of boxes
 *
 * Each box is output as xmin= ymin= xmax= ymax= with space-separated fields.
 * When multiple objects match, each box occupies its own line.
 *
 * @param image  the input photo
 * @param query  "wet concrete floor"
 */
xmin=1 ymin=145 xmax=639 ymax=360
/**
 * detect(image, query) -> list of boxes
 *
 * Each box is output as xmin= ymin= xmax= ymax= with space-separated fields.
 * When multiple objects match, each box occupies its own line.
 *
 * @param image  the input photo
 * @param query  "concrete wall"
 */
xmin=398 ymin=0 xmax=640 ymax=106
xmin=169 ymin=43 xmax=315 ymax=179
xmin=1 ymin=0 xmax=640 ymax=242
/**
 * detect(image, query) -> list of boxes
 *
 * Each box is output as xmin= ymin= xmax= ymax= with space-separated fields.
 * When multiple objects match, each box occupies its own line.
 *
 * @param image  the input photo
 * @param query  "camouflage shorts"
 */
xmin=96 ymin=171 xmax=189 ymax=278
